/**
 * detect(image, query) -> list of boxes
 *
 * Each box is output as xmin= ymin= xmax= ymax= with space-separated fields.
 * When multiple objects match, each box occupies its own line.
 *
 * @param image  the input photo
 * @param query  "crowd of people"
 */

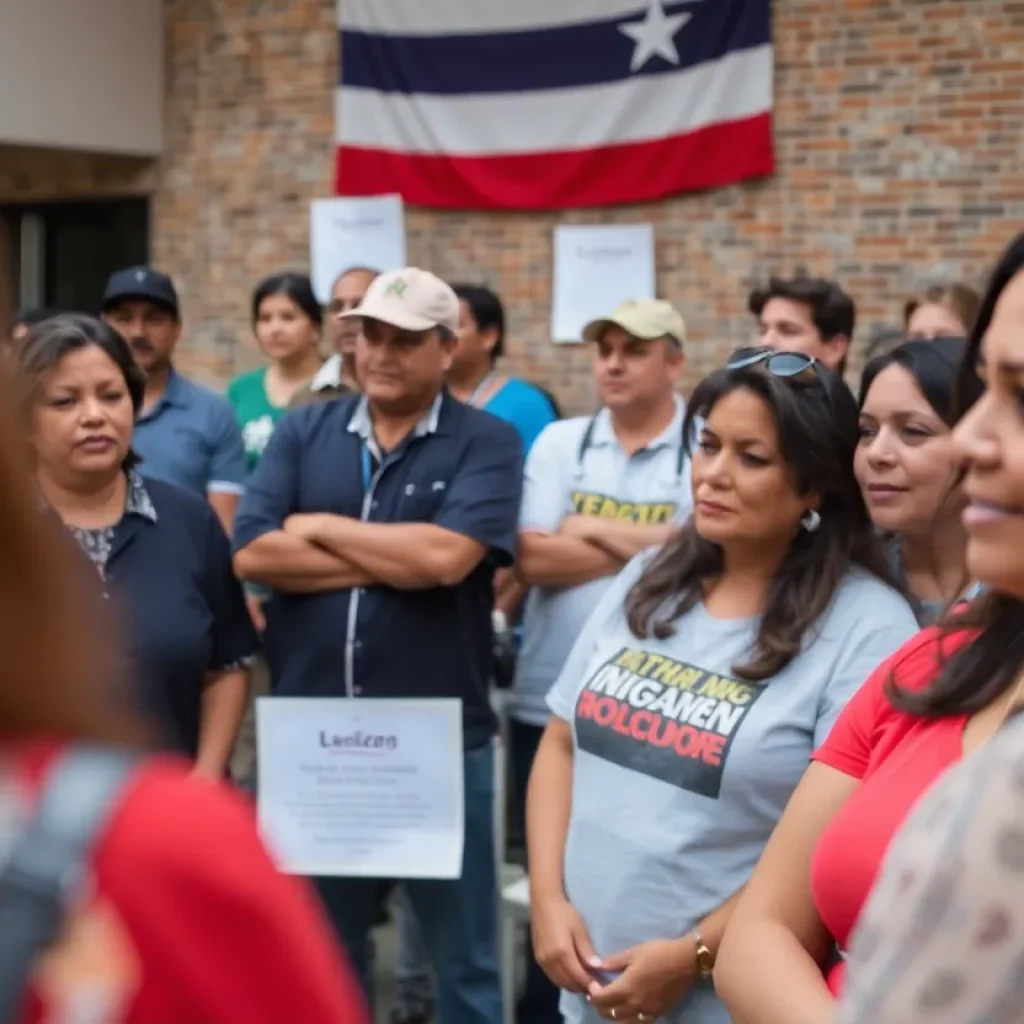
xmin=1 ymin=232 xmax=1023 ymax=1024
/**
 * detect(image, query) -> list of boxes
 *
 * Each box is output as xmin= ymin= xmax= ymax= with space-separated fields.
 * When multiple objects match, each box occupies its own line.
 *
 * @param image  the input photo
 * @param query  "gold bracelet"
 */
xmin=691 ymin=928 xmax=715 ymax=981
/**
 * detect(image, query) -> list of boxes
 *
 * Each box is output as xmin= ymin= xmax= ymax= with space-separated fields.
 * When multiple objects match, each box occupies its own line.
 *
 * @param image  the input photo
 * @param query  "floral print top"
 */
xmin=67 ymin=471 xmax=157 ymax=580
xmin=837 ymin=708 xmax=1024 ymax=1024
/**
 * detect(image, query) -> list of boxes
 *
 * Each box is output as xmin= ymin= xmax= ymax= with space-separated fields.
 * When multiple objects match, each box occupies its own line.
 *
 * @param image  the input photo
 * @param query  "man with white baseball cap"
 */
xmin=508 ymin=297 xmax=692 ymax=1024
xmin=233 ymin=267 xmax=521 ymax=1024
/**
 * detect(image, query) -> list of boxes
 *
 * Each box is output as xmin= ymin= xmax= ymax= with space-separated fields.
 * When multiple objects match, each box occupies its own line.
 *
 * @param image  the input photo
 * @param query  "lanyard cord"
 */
xmin=361 ymin=445 xmax=374 ymax=491
xmin=576 ymin=412 xmax=688 ymax=480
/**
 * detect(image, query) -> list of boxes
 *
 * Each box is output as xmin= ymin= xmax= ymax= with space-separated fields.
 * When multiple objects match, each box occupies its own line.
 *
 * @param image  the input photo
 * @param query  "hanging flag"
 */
xmin=335 ymin=0 xmax=774 ymax=211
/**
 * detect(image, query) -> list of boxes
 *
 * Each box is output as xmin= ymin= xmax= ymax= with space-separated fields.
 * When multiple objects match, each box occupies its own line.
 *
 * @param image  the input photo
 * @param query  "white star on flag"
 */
xmin=619 ymin=0 xmax=693 ymax=73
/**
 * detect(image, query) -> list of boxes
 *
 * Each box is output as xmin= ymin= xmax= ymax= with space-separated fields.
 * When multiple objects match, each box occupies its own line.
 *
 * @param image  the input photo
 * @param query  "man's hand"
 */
xmin=283 ymin=513 xmax=333 ymax=542
xmin=559 ymin=513 xmax=678 ymax=564
xmin=558 ymin=514 xmax=604 ymax=541
xmin=587 ymin=937 xmax=697 ymax=1022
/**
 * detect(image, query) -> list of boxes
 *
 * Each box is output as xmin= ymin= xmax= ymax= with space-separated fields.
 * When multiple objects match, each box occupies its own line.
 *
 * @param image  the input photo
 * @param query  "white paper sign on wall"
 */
xmin=551 ymin=224 xmax=656 ymax=343
xmin=309 ymin=194 xmax=407 ymax=302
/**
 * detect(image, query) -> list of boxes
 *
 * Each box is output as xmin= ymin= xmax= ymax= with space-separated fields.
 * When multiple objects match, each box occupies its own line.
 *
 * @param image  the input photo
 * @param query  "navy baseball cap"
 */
xmin=101 ymin=266 xmax=180 ymax=318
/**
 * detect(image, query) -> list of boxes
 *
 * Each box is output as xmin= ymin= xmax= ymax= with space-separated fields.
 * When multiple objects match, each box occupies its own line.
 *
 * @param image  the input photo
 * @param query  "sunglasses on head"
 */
xmin=725 ymin=347 xmax=822 ymax=386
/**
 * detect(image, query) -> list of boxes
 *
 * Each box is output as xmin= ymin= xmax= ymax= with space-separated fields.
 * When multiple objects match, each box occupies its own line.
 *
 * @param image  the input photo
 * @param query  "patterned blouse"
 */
xmin=67 ymin=470 xmax=157 ymax=579
xmin=837 ymin=709 xmax=1024 ymax=1023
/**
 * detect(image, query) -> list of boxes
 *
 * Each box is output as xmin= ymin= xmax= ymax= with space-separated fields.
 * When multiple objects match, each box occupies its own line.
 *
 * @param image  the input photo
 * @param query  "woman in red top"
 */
xmin=0 ymin=365 xmax=366 ymax=1022
xmin=712 ymin=252 xmax=1024 ymax=1023
xmin=832 ymin=236 xmax=1024 ymax=1024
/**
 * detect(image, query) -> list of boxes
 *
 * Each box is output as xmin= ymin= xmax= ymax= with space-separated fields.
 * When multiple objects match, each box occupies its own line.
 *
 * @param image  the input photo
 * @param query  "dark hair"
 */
xmin=891 ymin=233 xmax=1024 ymax=717
xmin=904 ymin=283 xmax=980 ymax=335
xmin=452 ymin=284 xmax=506 ymax=361
xmin=862 ymin=326 xmax=906 ymax=364
xmin=861 ymin=338 xmax=981 ymax=618
xmin=251 ymin=272 xmax=323 ymax=327
xmin=626 ymin=363 xmax=896 ymax=681
xmin=12 ymin=306 xmax=67 ymax=332
xmin=15 ymin=313 xmax=146 ymax=470
xmin=859 ymin=336 xmax=982 ymax=428
xmin=749 ymin=275 xmax=856 ymax=372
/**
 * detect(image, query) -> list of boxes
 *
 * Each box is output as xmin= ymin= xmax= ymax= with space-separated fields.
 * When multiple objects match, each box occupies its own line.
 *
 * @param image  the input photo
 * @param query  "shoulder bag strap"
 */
xmin=0 ymin=745 xmax=139 ymax=1024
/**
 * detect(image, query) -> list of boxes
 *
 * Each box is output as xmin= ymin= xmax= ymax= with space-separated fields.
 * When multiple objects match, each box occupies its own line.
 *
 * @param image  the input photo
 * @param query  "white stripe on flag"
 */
xmin=338 ymin=0 xmax=687 ymax=36
xmin=336 ymin=44 xmax=771 ymax=156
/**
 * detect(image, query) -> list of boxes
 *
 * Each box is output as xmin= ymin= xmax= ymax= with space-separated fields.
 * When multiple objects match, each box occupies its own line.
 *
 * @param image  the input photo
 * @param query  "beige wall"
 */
xmin=0 ymin=0 xmax=163 ymax=156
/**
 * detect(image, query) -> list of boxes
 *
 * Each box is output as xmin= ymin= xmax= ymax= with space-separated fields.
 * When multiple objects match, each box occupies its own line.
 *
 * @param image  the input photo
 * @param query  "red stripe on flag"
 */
xmin=335 ymin=113 xmax=773 ymax=210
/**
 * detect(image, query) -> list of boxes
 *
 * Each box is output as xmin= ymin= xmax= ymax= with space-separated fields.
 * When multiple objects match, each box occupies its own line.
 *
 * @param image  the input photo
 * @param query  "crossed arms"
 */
xmin=235 ymin=511 xmax=672 ymax=595
xmin=234 ymin=516 xmax=487 ymax=593
xmin=516 ymin=515 xmax=679 ymax=589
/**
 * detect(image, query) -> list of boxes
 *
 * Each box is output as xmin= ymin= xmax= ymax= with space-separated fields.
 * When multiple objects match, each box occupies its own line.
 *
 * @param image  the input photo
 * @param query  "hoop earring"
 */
xmin=801 ymin=509 xmax=822 ymax=533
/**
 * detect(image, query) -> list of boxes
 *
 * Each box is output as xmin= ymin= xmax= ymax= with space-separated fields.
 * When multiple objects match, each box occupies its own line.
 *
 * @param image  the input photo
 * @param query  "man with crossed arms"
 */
xmin=234 ymin=268 xmax=522 ymax=1024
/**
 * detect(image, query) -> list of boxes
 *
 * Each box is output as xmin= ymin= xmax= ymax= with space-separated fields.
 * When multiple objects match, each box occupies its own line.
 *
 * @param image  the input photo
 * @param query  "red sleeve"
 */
xmin=812 ymin=627 xmax=957 ymax=780
xmin=93 ymin=761 xmax=368 ymax=1024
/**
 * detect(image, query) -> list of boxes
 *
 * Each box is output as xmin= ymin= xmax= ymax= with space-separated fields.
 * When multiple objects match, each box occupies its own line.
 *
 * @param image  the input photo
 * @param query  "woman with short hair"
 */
xmin=527 ymin=350 xmax=918 ymax=1024
xmin=17 ymin=313 xmax=256 ymax=775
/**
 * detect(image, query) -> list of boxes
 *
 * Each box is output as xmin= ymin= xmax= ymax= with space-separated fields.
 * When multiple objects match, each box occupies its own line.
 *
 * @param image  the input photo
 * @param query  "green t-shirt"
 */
xmin=226 ymin=368 xmax=289 ymax=473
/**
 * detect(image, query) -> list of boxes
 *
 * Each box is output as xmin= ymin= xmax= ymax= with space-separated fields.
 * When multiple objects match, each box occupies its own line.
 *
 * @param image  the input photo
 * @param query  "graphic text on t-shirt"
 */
xmin=571 ymin=491 xmax=677 ymax=524
xmin=574 ymin=647 xmax=764 ymax=799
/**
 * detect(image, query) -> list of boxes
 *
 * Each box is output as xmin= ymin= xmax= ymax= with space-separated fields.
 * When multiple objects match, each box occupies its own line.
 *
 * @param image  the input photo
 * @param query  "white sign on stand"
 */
xmin=309 ymin=194 xmax=407 ymax=302
xmin=551 ymin=224 xmax=656 ymax=343
xmin=257 ymin=697 xmax=464 ymax=879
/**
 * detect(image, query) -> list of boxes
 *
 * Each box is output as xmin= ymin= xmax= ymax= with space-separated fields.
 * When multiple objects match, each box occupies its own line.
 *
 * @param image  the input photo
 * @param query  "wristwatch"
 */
xmin=691 ymin=928 xmax=715 ymax=981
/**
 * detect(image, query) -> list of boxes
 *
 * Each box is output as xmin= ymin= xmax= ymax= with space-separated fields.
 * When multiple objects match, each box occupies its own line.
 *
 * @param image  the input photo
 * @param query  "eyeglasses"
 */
xmin=726 ymin=347 xmax=821 ymax=386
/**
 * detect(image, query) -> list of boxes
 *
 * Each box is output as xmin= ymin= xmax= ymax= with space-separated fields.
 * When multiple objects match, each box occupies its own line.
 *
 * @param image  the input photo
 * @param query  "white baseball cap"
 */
xmin=582 ymin=298 xmax=687 ymax=345
xmin=340 ymin=267 xmax=459 ymax=334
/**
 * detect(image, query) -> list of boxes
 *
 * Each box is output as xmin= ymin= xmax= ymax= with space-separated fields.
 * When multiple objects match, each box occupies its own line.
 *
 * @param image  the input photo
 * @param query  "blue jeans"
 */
xmin=314 ymin=743 xmax=501 ymax=1024
xmin=396 ymin=886 xmax=435 ymax=1010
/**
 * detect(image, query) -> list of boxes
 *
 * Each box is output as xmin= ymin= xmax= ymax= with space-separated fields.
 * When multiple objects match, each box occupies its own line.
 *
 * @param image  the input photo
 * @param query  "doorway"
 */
xmin=2 ymin=197 xmax=150 ymax=319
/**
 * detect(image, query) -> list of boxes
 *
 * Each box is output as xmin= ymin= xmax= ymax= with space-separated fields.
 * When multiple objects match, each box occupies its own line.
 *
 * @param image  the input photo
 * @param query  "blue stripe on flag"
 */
xmin=339 ymin=0 xmax=770 ymax=96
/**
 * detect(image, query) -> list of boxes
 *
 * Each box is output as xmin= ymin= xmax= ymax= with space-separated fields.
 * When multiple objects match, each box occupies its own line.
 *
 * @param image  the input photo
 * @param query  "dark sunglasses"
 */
xmin=726 ymin=347 xmax=822 ymax=387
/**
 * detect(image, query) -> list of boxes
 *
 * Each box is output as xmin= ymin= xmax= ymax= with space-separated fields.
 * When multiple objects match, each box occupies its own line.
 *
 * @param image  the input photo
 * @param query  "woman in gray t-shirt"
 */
xmin=526 ymin=351 xmax=919 ymax=1024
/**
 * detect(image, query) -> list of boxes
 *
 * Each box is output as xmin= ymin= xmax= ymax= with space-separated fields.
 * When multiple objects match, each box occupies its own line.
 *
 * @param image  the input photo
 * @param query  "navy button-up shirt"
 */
xmin=74 ymin=475 xmax=258 ymax=754
xmin=233 ymin=391 xmax=524 ymax=749
xmin=134 ymin=367 xmax=247 ymax=498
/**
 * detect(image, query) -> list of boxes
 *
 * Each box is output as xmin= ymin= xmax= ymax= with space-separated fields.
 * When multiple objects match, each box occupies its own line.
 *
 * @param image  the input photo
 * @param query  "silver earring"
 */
xmin=801 ymin=509 xmax=821 ymax=533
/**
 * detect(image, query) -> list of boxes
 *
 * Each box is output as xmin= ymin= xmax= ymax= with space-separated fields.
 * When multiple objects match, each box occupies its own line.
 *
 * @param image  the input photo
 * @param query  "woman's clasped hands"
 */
xmin=532 ymin=893 xmax=696 ymax=1022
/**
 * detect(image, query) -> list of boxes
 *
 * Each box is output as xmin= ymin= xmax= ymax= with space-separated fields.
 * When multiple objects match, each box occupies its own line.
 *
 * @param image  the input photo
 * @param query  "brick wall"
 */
xmin=2 ymin=0 xmax=1022 ymax=411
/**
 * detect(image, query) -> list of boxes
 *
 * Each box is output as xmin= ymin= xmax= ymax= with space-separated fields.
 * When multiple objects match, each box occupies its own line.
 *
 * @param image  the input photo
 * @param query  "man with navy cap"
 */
xmin=102 ymin=266 xmax=246 ymax=533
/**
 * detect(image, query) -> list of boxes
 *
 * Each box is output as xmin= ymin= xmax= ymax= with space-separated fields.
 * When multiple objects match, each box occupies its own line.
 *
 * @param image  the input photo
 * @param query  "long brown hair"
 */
xmin=626 ymin=363 xmax=897 ymax=681
xmin=0 ymin=363 xmax=141 ymax=744
xmin=892 ymin=233 xmax=1024 ymax=716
